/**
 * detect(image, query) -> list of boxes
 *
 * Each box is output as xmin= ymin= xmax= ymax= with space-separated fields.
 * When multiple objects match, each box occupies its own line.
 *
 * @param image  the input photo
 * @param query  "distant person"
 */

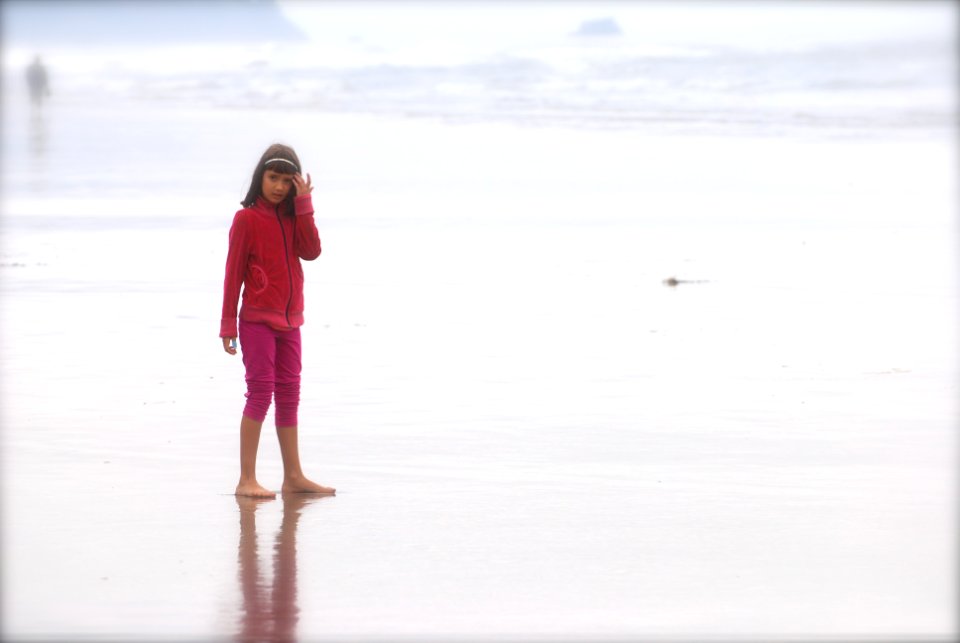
xmin=220 ymin=143 xmax=335 ymax=499
xmin=25 ymin=55 xmax=50 ymax=107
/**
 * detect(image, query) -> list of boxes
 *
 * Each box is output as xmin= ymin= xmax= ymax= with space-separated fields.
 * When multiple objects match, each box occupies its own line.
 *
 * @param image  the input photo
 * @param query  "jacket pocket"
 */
xmin=248 ymin=264 xmax=269 ymax=294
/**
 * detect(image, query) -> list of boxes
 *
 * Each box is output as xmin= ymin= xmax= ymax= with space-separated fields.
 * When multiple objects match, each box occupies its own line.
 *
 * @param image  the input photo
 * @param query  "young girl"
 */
xmin=220 ymin=143 xmax=335 ymax=498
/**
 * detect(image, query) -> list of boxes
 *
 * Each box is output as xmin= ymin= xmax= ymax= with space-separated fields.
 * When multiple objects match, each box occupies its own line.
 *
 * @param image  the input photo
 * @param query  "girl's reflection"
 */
xmin=235 ymin=493 xmax=329 ymax=643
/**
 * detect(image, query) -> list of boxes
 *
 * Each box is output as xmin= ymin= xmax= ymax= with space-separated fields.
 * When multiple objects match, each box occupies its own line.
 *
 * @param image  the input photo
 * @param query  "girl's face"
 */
xmin=261 ymin=170 xmax=295 ymax=205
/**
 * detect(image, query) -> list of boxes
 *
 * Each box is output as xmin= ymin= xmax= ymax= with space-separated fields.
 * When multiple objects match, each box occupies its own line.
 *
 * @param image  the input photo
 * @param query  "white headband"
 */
xmin=264 ymin=157 xmax=299 ymax=171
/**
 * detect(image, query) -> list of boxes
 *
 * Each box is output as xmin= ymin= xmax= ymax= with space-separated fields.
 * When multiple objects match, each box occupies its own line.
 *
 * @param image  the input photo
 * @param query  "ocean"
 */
xmin=1 ymin=2 xmax=957 ymax=640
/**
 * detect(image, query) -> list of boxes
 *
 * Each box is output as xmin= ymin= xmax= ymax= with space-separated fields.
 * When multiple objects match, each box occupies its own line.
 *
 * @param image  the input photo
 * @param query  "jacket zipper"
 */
xmin=275 ymin=205 xmax=294 ymax=327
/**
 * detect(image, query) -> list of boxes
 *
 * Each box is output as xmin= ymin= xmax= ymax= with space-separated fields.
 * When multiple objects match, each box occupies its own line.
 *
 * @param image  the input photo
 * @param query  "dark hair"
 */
xmin=241 ymin=143 xmax=302 ymax=215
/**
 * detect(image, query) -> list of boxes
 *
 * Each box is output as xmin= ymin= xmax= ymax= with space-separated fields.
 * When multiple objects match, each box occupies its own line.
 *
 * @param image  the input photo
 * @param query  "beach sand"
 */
xmin=1 ymin=87 xmax=958 ymax=640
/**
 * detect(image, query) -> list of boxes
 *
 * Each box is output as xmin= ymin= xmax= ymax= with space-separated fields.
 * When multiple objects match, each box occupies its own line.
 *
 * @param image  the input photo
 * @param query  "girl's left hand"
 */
xmin=293 ymin=172 xmax=313 ymax=196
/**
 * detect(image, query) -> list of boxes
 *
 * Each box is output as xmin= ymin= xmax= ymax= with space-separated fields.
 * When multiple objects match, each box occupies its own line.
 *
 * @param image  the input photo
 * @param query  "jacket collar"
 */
xmin=254 ymin=196 xmax=282 ymax=212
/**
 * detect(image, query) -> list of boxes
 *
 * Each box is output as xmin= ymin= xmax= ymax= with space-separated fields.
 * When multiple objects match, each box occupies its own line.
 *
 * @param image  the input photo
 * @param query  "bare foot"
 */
xmin=235 ymin=480 xmax=277 ymax=498
xmin=282 ymin=474 xmax=336 ymax=495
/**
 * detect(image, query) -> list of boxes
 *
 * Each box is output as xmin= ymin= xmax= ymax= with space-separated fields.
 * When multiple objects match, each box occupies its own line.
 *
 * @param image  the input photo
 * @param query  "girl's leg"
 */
xmin=274 ymin=328 xmax=335 ymax=495
xmin=237 ymin=415 xmax=275 ymax=498
xmin=276 ymin=425 xmax=335 ymax=494
xmin=236 ymin=320 xmax=278 ymax=498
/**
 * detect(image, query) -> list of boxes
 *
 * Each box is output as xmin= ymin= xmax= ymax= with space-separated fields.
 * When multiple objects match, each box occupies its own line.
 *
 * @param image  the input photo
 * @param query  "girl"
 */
xmin=220 ymin=143 xmax=335 ymax=498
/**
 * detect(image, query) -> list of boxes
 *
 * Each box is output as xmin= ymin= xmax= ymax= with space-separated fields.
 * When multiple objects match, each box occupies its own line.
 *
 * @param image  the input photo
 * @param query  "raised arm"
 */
xmin=292 ymin=175 xmax=321 ymax=260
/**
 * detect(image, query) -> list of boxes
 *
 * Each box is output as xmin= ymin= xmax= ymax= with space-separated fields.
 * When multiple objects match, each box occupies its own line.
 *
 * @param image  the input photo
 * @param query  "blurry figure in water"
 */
xmin=25 ymin=55 xmax=49 ymax=166
xmin=25 ymin=55 xmax=50 ymax=108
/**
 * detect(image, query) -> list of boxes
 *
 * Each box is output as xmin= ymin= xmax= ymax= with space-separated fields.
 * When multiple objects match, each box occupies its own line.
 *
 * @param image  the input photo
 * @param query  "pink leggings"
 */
xmin=238 ymin=319 xmax=302 ymax=427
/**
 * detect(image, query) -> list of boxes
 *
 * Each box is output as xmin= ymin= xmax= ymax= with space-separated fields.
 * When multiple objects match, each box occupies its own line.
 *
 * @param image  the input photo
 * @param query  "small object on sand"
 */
xmin=662 ymin=276 xmax=709 ymax=287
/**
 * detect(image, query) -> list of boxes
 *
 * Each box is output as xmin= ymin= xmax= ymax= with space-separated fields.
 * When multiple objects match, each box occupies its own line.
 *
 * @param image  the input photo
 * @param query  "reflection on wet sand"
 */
xmin=235 ymin=494 xmax=330 ymax=643
xmin=29 ymin=109 xmax=48 ymax=161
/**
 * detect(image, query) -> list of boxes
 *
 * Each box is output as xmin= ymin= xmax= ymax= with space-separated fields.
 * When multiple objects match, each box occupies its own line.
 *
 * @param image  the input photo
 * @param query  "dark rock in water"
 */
xmin=2 ymin=0 xmax=308 ymax=46
xmin=574 ymin=17 xmax=623 ymax=37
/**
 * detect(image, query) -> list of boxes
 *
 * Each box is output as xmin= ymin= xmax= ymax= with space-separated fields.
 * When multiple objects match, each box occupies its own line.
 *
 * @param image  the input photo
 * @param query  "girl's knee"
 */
xmin=243 ymin=379 xmax=274 ymax=420
xmin=246 ymin=377 xmax=275 ymax=394
xmin=273 ymin=380 xmax=300 ymax=427
xmin=273 ymin=380 xmax=300 ymax=402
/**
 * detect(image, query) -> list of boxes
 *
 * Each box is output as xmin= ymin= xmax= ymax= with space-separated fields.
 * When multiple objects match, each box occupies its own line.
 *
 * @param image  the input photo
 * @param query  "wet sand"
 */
xmin=2 ymin=214 xmax=956 ymax=641
xmin=3 ymin=404 xmax=955 ymax=641
xmin=1 ymin=97 xmax=957 ymax=640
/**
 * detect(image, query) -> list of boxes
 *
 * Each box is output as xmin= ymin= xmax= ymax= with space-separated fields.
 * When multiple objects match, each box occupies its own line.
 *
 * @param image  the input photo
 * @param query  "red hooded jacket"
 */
xmin=220 ymin=194 xmax=321 ymax=338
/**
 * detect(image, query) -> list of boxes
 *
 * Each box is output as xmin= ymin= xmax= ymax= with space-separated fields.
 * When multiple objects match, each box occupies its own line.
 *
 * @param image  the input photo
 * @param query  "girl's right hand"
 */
xmin=223 ymin=337 xmax=238 ymax=355
xmin=293 ymin=172 xmax=313 ymax=196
